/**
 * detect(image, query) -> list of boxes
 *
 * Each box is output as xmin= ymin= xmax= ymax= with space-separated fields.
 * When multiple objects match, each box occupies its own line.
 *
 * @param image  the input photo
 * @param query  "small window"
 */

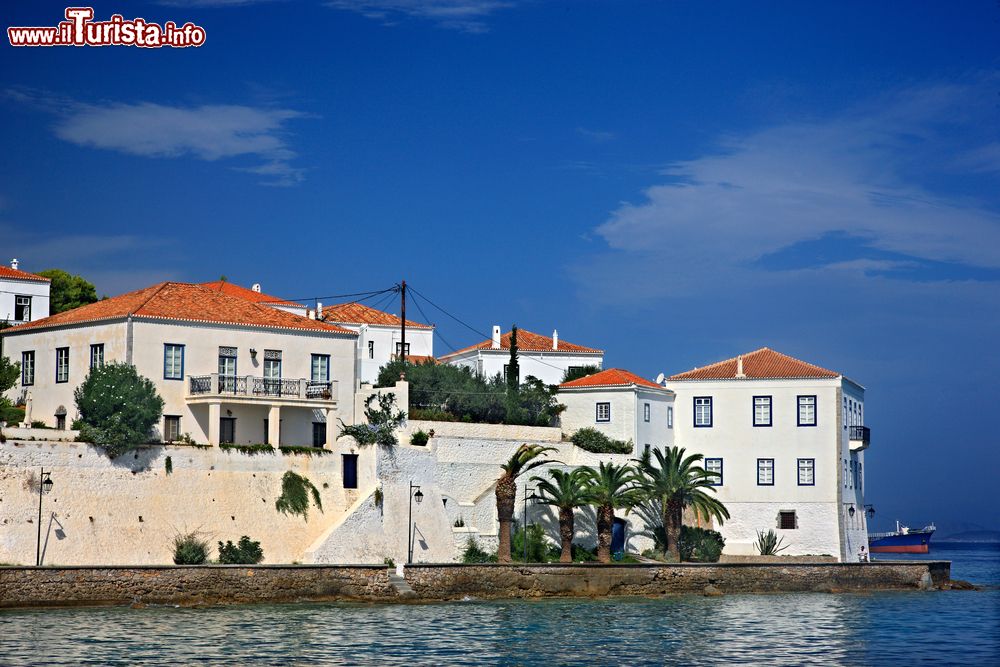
xmin=90 ymin=343 xmax=105 ymax=370
xmin=312 ymin=422 xmax=327 ymax=447
xmin=596 ymin=402 xmax=611 ymax=423
xmin=311 ymin=354 xmax=330 ymax=382
xmin=667 ymin=406 xmax=673 ymax=428
xmin=757 ymin=458 xmax=774 ymax=486
xmin=843 ymin=397 xmax=848 ymax=429
xmin=55 ymin=347 xmax=70 ymax=383
xmin=779 ymin=510 xmax=797 ymax=530
xmin=797 ymin=395 xmax=816 ymax=427
xmin=21 ymin=351 xmax=35 ymax=386
xmin=56 ymin=414 xmax=66 ymax=430
xmin=643 ymin=444 xmax=651 ymax=457
xmin=395 ymin=342 xmax=410 ymax=358
xmin=163 ymin=344 xmax=184 ymax=380
xmin=797 ymin=458 xmax=815 ymax=486
xmin=14 ymin=295 xmax=31 ymax=321
xmin=503 ymin=364 xmax=518 ymax=384
xmin=753 ymin=396 xmax=772 ymax=427
xmin=643 ymin=402 xmax=651 ymax=422
xmin=164 ymin=416 xmax=181 ymax=442
xmin=694 ymin=397 xmax=712 ymax=427
xmin=844 ymin=459 xmax=848 ymax=488
xmin=858 ymin=462 xmax=863 ymax=494
xmin=342 ymin=454 xmax=359 ymax=489
xmin=368 ymin=341 xmax=374 ymax=359
xmin=705 ymin=458 xmax=723 ymax=486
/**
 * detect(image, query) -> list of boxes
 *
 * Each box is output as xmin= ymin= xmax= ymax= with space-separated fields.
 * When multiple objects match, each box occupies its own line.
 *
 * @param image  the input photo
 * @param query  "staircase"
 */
xmin=387 ymin=570 xmax=416 ymax=598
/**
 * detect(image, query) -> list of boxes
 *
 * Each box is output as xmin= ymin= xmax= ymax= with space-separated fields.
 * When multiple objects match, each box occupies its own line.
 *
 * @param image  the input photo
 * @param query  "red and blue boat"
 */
xmin=869 ymin=521 xmax=936 ymax=553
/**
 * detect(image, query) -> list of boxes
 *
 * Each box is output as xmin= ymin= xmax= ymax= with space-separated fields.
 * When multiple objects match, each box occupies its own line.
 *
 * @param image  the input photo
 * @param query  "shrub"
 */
xmin=678 ymin=525 xmax=726 ymax=562
xmin=461 ymin=537 xmax=497 ymax=563
xmin=275 ymin=471 xmax=323 ymax=520
xmin=561 ymin=365 xmax=602 ymax=383
xmin=570 ymin=428 xmax=632 ymax=454
xmin=511 ymin=521 xmax=550 ymax=563
xmin=74 ymin=362 xmax=164 ymax=457
xmin=31 ymin=421 xmax=48 ymax=429
xmin=570 ymin=543 xmax=598 ymax=562
xmin=410 ymin=430 xmax=429 ymax=446
xmin=339 ymin=393 xmax=406 ymax=447
xmin=0 ymin=398 xmax=25 ymax=426
xmin=173 ymin=532 xmax=210 ymax=565
xmin=755 ymin=529 xmax=789 ymax=555
xmin=220 ymin=443 xmax=275 ymax=456
xmin=217 ymin=536 xmax=264 ymax=565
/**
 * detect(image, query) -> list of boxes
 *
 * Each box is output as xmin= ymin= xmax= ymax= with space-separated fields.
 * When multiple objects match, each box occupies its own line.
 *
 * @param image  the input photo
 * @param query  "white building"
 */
xmin=200 ymin=280 xmax=308 ymax=317
xmin=0 ymin=259 xmax=50 ymax=326
xmin=665 ymin=347 xmax=870 ymax=561
xmin=440 ymin=326 xmax=603 ymax=386
xmin=0 ymin=281 xmax=358 ymax=446
xmin=321 ymin=302 xmax=435 ymax=385
xmin=559 ymin=368 xmax=675 ymax=456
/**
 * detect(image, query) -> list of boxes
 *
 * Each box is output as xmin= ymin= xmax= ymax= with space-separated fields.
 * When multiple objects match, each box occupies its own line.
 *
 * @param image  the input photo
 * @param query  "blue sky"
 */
xmin=3 ymin=1 xmax=999 ymax=532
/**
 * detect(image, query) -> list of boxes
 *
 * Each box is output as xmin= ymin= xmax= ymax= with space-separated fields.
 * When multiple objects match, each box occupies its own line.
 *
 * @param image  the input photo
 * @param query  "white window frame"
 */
xmin=22 ymin=351 xmax=35 ymax=386
xmin=596 ymin=402 xmax=611 ymax=423
xmin=90 ymin=343 xmax=105 ymax=370
xmin=14 ymin=295 xmax=31 ymax=321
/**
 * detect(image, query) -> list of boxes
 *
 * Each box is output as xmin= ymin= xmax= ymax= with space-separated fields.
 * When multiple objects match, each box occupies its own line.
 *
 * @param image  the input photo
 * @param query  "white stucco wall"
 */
xmin=559 ymin=387 xmax=675 ymax=455
xmin=333 ymin=323 xmax=434 ymax=385
xmin=445 ymin=349 xmax=603 ymax=386
xmin=0 ymin=276 xmax=50 ymax=325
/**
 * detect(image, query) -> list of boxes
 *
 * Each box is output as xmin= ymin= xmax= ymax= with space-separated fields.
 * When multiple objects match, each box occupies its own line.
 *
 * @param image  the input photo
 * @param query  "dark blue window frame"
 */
xmin=694 ymin=396 xmax=713 ymax=428
xmin=643 ymin=402 xmax=650 ymax=422
xmin=163 ymin=343 xmax=185 ymax=380
xmin=753 ymin=395 xmax=772 ymax=427
xmin=596 ymin=402 xmax=611 ymax=423
xmin=311 ymin=353 xmax=331 ymax=382
xmin=705 ymin=458 xmax=723 ymax=486
xmin=757 ymin=458 xmax=775 ymax=486
xmin=797 ymin=458 xmax=816 ymax=486
xmin=55 ymin=347 xmax=69 ymax=384
xmin=21 ymin=350 xmax=34 ymax=386
xmin=797 ymin=395 xmax=817 ymax=427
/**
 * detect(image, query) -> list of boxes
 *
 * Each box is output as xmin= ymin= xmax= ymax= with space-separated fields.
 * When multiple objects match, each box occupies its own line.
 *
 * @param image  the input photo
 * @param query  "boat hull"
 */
xmin=869 ymin=530 xmax=934 ymax=554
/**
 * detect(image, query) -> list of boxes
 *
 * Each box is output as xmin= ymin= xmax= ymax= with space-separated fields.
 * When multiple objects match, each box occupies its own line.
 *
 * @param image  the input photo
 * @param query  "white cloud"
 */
xmin=325 ymin=0 xmax=515 ymax=33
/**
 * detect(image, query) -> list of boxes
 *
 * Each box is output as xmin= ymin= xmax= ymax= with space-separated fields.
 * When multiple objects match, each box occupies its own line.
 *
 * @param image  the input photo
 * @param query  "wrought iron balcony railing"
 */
xmin=849 ymin=425 xmax=871 ymax=444
xmin=187 ymin=374 xmax=335 ymax=401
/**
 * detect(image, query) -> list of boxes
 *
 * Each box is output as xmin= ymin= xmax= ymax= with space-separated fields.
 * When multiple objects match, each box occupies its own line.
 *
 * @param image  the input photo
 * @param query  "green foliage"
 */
xmin=581 ymin=461 xmax=643 ymax=509
xmin=561 ymin=365 xmax=602 ymax=384
xmin=0 ymin=398 xmax=25 ymax=426
xmin=279 ymin=445 xmax=332 ymax=457
xmin=217 ymin=536 xmax=264 ymax=564
xmin=505 ymin=325 xmax=520 ymax=420
xmin=275 ymin=471 xmax=323 ymax=520
xmin=570 ymin=427 xmax=633 ymax=454
xmin=383 ymin=556 xmax=395 ymax=568
xmin=461 ymin=537 xmax=497 ymax=563
xmin=679 ymin=525 xmax=726 ymax=562
xmin=74 ymin=362 xmax=164 ymax=457
xmin=31 ymin=420 xmax=48 ymax=429
xmin=377 ymin=359 xmax=564 ymax=427
xmin=453 ymin=516 xmax=465 ymax=527
xmin=570 ymin=543 xmax=598 ymax=562
xmin=410 ymin=429 xmax=429 ymax=446
xmin=373 ymin=487 xmax=383 ymax=508
xmin=531 ymin=468 xmax=591 ymax=510
xmin=755 ymin=529 xmax=790 ymax=556
xmin=511 ymin=521 xmax=549 ymax=563
xmin=0 ymin=354 xmax=19 ymax=395
xmin=164 ymin=456 xmax=173 ymax=475
xmin=220 ymin=443 xmax=275 ymax=456
xmin=172 ymin=532 xmax=210 ymax=565
xmin=37 ymin=269 xmax=98 ymax=314
xmin=339 ymin=392 xmax=407 ymax=446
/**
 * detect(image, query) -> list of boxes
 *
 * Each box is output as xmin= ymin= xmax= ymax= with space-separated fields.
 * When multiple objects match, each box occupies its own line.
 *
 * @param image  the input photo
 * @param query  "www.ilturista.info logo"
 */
xmin=8 ymin=7 xmax=206 ymax=48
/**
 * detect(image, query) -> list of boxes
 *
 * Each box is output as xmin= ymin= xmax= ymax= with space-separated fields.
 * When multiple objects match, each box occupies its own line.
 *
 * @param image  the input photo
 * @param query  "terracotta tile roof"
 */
xmin=322 ymin=302 xmax=432 ymax=329
xmin=439 ymin=329 xmax=602 ymax=360
xmin=668 ymin=347 xmax=840 ymax=381
xmin=1 ymin=282 xmax=357 ymax=335
xmin=0 ymin=266 xmax=50 ymax=282
xmin=560 ymin=368 xmax=665 ymax=390
xmin=200 ymin=281 xmax=302 ymax=307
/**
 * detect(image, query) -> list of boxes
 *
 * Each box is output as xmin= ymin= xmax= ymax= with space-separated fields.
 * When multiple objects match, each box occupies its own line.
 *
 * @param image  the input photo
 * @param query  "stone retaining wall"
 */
xmin=0 ymin=561 xmax=950 ymax=609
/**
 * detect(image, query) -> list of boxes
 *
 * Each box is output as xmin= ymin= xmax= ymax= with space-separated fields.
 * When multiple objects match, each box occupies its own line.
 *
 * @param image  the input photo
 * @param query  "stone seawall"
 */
xmin=0 ymin=561 xmax=950 ymax=609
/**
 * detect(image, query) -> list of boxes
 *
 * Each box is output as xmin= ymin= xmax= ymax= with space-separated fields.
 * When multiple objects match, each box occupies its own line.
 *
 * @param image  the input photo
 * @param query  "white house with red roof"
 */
xmin=559 ymin=368 xmax=675 ymax=456
xmin=321 ymin=302 xmax=435 ymax=385
xmin=0 ymin=282 xmax=358 ymax=447
xmin=440 ymin=326 xmax=603 ymax=385
xmin=665 ymin=347 xmax=870 ymax=561
xmin=0 ymin=259 xmax=50 ymax=326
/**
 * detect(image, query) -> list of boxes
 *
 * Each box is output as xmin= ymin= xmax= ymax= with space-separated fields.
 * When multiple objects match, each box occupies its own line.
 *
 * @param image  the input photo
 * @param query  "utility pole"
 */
xmin=399 ymin=280 xmax=407 ymax=364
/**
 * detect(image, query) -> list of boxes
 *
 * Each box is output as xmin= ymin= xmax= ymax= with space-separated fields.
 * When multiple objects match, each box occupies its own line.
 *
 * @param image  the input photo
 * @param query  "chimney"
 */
xmin=251 ymin=283 xmax=262 ymax=293
xmin=317 ymin=302 xmax=324 ymax=319
xmin=307 ymin=309 xmax=316 ymax=320
xmin=736 ymin=355 xmax=745 ymax=378
xmin=552 ymin=329 xmax=559 ymax=350
xmin=491 ymin=325 xmax=501 ymax=349
xmin=10 ymin=258 xmax=18 ymax=270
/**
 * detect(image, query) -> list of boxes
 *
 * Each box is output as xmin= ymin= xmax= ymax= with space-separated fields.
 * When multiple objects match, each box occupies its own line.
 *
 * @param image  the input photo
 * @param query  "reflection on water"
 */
xmin=2 ymin=545 xmax=997 ymax=666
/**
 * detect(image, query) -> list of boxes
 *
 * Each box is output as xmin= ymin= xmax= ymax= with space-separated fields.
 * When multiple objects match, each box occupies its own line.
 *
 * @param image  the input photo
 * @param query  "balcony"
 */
xmin=186 ymin=374 xmax=337 ymax=406
xmin=849 ymin=425 xmax=870 ymax=451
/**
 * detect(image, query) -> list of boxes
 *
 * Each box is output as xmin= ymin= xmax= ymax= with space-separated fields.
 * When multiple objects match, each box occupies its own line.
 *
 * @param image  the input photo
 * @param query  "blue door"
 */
xmin=611 ymin=518 xmax=627 ymax=559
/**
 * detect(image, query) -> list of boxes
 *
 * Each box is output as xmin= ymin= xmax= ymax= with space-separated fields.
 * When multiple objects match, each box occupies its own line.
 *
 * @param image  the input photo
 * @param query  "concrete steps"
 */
xmin=387 ymin=571 xmax=416 ymax=597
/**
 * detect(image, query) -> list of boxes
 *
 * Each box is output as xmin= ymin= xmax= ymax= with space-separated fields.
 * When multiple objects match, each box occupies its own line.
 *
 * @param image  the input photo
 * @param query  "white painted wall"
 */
xmin=0 ymin=275 xmax=50 ymax=325
xmin=559 ymin=387 xmax=674 ymax=455
xmin=446 ymin=349 xmax=603 ymax=386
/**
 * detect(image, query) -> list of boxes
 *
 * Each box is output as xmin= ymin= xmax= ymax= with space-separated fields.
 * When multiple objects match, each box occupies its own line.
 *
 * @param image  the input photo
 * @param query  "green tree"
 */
xmin=634 ymin=446 xmax=730 ymax=562
xmin=338 ymin=392 xmax=407 ymax=446
xmin=581 ymin=462 xmax=643 ymax=563
xmin=74 ymin=362 xmax=165 ymax=457
xmin=0 ymin=354 xmax=21 ymax=431
xmin=495 ymin=444 xmax=555 ymax=563
xmin=37 ymin=269 xmax=98 ymax=314
xmin=561 ymin=365 xmax=602 ymax=384
xmin=217 ymin=536 xmax=265 ymax=564
xmin=530 ymin=468 xmax=591 ymax=562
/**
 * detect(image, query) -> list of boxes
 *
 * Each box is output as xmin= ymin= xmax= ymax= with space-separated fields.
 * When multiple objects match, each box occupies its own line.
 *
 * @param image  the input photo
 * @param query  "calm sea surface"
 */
xmin=1 ymin=543 xmax=997 ymax=666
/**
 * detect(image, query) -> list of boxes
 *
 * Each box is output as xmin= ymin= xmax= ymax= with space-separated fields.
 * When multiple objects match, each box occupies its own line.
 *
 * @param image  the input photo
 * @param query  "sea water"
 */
xmin=1 ymin=543 xmax=997 ymax=666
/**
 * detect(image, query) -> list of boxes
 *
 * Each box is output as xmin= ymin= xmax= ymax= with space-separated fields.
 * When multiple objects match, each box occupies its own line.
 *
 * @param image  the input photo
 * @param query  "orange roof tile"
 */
xmin=0 ymin=266 xmax=50 ymax=282
xmin=1 ymin=282 xmax=356 ymax=335
xmin=439 ymin=329 xmax=602 ymax=359
xmin=322 ymin=302 xmax=432 ymax=329
xmin=560 ymin=368 xmax=664 ymax=390
xmin=668 ymin=347 xmax=840 ymax=381
xmin=200 ymin=281 xmax=302 ymax=307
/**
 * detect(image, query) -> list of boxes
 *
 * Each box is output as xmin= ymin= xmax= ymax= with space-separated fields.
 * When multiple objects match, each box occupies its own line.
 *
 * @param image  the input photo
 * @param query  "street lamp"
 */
xmin=36 ymin=468 xmax=53 ymax=566
xmin=523 ymin=484 xmax=539 ymax=563
xmin=408 ymin=482 xmax=423 ymax=564
xmin=848 ymin=505 xmax=856 ymax=518
xmin=866 ymin=505 xmax=876 ymax=519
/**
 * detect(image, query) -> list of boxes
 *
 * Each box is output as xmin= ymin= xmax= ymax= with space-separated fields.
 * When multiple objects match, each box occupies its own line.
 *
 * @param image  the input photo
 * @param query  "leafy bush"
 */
xmin=164 ymin=456 xmax=173 ymax=475
xmin=339 ymin=393 xmax=407 ymax=447
xmin=74 ymin=362 xmax=164 ymax=457
xmin=31 ymin=421 xmax=48 ymax=429
xmin=511 ymin=521 xmax=550 ymax=563
xmin=220 ymin=443 xmax=275 ymax=456
xmin=0 ymin=399 xmax=24 ymax=426
xmin=461 ymin=537 xmax=497 ymax=563
xmin=410 ymin=430 xmax=429 ymax=446
xmin=570 ymin=428 xmax=633 ymax=454
xmin=561 ymin=365 xmax=602 ymax=383
xmin=217 ymin=536 xmax=264 ymax=564
xmin=173 ymin=532 xmax=210 ymax=565
xmin=570 ymin=543 xmax=598 ymax=562
xmin=275 ymin=471 xmax=323 ymax=520
xmin=409 ymin=408 xmax=457 ymax=422
xmin=755 ymin=529 xmax=789 ymax=555
xmin=678 ymin=525 xmax=726 ymax=562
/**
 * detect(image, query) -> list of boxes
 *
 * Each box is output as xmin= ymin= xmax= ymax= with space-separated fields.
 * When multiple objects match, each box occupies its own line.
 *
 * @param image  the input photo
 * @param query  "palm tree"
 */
xmin=634 ymin=446 xmax=730 ymax=561
xmin=496 ymin=444 xmax=555 ymax=563
xmin=581 ymin=462 xmax=643 ymax=563
xmin=530 ymin=468 xmax=590 ymax=562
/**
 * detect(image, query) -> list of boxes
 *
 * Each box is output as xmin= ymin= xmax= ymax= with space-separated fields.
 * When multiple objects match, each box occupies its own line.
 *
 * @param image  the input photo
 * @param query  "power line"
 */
xmin=408 ymin=288 xmax=461 ymax=353
xmin=284 ymin=286 xmax=397 ymax=304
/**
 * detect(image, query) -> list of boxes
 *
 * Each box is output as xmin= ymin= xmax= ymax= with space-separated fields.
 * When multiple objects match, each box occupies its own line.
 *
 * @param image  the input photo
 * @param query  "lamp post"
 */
xmin=407 ymin=481 xmax=423 ymax=564
xmin=522 ymin=484 xmax=538 ymax=563
xmin=35 ymin=468 xmax=53 ymax=566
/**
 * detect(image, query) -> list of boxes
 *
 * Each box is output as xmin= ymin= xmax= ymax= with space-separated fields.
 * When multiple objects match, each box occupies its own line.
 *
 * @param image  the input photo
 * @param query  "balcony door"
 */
xmin=220 ymin=417 xmax=236 ymax=444
xmin=263 ymin=356 xmax=281 ymax=395
xmin=219 ymin=347 xmax=237 ymax=393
